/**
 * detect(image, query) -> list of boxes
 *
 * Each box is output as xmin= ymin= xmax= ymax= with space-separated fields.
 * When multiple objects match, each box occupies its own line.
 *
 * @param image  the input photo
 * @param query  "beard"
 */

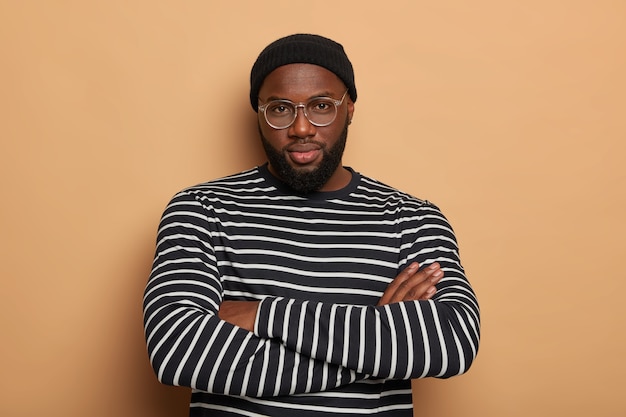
xmin=259 ymin=121 xmax=349 ymax=194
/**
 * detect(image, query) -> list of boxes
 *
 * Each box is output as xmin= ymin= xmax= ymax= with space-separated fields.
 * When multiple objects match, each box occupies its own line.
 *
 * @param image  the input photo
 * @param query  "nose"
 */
xmin=288 ymin=105 xmax=316 ymax=139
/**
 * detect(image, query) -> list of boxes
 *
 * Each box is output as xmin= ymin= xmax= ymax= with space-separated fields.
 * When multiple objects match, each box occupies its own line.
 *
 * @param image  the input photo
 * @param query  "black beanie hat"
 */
xmin=249 ymin=33 xmax=357 ymax=112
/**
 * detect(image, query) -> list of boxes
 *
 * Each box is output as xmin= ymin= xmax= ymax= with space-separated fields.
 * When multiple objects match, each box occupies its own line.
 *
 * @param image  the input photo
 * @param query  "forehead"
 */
xmin=258 ymin=63 xmax=346 ymax=100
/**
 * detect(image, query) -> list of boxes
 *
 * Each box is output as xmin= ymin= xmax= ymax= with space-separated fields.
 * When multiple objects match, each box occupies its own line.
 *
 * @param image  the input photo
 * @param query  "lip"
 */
xmin=286 ymin=144 xmax=321 ymax=165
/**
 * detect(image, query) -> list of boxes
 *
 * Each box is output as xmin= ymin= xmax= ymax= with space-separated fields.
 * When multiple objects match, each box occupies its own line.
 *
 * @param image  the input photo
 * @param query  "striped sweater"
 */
xmin=143 ymin=164 xmax=480 ymax=416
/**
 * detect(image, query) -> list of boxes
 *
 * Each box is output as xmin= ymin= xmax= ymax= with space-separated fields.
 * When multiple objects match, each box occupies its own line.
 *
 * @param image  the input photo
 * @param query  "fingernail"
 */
xmin=428 ymin=263 xmax=439 ymax=270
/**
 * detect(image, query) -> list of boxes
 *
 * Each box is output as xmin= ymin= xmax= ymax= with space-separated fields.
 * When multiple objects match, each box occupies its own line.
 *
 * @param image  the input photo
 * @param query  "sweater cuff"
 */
xmin=254 ymin=296 xmax=284 ymax=339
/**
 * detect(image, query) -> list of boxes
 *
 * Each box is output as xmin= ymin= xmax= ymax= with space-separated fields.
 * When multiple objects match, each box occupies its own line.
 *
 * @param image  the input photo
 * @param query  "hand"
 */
xmin=218 ymin=300 xmax=260 ymax=332
xmin=377 ymin=262 xmax=443 ymax=306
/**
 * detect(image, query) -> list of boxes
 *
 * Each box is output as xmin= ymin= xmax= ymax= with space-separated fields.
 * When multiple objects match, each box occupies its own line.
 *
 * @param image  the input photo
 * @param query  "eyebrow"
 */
xmin=261 ymin=90 xmax=339 ymax=102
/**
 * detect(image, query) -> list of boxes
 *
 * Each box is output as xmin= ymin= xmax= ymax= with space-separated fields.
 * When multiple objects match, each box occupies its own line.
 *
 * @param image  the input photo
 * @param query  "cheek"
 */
xmin=323 ymin=125 xmax=345 ymax=144
xmin=257 ymin=118 xmax=274 ymax=139
xmin=259 ymin=122 xmax=273 ymax=138
xmin=259 ymin=124 xmax=286 ymax=148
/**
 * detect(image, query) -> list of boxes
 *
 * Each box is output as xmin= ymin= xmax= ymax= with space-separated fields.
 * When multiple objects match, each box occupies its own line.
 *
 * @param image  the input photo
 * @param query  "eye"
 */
xmin=268 ymin=102 xmax=294 ymax=116
xmin=309 ymin=99 xmax=334 ymax=113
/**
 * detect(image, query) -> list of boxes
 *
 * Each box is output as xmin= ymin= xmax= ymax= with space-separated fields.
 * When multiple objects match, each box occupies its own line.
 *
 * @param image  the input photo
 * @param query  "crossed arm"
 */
xmin=144 ymin=195 xmax=480 ymax=396
xmin=145 ymin=244 xmax=477 ymax=394
xmin=219 ymin=262 xmax=444 ymax=332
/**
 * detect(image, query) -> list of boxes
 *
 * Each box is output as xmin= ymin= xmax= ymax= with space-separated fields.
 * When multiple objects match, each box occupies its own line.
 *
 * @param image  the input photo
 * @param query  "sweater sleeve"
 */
xmin=143 ymin=192 xmax=368 ymax=397
xmin=254 ymin=204 xmax=480 ymax=379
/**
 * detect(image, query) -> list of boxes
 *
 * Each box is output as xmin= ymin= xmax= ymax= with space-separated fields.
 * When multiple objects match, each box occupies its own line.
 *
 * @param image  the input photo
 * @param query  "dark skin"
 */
xmin=259 ymin=63 xmax=354 ymax=191
xmin=219 ymin=63 xmax=443 ymax=331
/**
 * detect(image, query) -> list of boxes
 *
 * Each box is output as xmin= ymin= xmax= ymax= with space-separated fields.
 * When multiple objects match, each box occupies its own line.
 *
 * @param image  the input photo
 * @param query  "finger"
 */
xmin=404 ymin=283 xmax=435 ymax=301
xmin=405 ymin=272 xmax=441 ymax=301
xmin=377 ymin=262 xmax=420 ymax=306
xmin=392 ymin=263 xmax=442 ymax=303
xmin=414 ymin=265 xmax=443 ymax=300
xmin=386 ymin=262 xmax=420 ymax=292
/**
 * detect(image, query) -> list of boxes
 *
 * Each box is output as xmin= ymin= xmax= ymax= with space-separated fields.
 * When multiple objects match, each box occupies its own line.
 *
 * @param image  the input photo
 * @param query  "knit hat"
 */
xmin=249 ymin=34 xmax=357 ymax=111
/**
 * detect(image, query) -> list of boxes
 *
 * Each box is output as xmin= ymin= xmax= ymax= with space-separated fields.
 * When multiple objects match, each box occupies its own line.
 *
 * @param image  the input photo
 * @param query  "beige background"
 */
xmin=1 ymin=1 xmax=625 ymax=416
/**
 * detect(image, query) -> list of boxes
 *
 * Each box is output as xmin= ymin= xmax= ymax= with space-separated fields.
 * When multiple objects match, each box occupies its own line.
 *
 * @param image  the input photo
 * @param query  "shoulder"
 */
xmin=180 ymin=167 xmax=265 ymax=194
xmin=355 ymin=173 xmax=436 ymax=209
xmin=158 ymin=167 xmax=270 ymax=214
xmin=350 ymin=173 xmax=454 ymax=231
xmin=167 ymin=167 xmax=273 ymax=201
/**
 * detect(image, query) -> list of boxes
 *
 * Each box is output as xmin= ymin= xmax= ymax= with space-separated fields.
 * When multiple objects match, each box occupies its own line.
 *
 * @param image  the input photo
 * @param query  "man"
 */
xmin=143 ymin=34 xmax=480 ymax=416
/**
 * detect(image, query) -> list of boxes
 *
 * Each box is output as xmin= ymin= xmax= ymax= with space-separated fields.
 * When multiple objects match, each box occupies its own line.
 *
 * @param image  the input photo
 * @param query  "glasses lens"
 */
xmin=306 ymin=98 xmax=337 ymax=126
xmin=265 ymin=101 xmax=296 ymax=129
xmin=262 ymin=96 xmax=340 ymax=129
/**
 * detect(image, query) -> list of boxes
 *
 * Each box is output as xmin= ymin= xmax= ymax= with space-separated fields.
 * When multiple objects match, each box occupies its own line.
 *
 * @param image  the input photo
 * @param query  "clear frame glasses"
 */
xmin=258 ymin=90 xmax=349 ymax=130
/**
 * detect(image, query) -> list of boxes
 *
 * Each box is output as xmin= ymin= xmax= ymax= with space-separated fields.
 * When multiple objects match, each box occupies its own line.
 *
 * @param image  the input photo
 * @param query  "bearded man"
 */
xmin=143 ymin=33 xmax=480 ymax=417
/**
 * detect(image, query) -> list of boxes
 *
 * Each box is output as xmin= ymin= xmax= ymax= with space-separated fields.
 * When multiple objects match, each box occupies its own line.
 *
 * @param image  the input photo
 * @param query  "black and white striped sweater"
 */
xmin=143 ymin=164 xmax=480 ymax=416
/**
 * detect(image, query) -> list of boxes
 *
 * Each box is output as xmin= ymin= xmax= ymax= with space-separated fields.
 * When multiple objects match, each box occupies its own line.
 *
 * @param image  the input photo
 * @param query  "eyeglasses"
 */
xmin=258 ymin=90 xmax=348 ymax=130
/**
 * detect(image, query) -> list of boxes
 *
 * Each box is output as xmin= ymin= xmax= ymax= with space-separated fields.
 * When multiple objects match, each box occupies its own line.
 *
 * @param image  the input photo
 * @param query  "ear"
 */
xmin=347 ymin=99 xmax=355 ymax=124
